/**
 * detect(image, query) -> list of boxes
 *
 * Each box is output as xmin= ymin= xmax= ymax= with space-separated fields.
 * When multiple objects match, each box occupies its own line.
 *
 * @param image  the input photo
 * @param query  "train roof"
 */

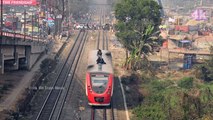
xmin=87 ymin=50 xmax=113 ymax=74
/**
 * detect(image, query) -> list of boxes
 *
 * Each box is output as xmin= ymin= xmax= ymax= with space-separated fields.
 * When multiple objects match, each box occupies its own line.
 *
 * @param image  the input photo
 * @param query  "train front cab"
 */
xmin=86 ymin=72 xmax=113 ymax=106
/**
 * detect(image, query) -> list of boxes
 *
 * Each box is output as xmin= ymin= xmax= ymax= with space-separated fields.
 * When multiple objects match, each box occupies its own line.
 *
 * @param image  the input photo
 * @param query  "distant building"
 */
xmin=191 ymin=9 xmax=207 ymax=21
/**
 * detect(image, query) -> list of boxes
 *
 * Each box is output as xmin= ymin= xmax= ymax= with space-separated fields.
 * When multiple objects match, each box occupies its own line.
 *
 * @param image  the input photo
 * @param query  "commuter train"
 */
xmin=86 ymin=50 xmax=114 ymax=106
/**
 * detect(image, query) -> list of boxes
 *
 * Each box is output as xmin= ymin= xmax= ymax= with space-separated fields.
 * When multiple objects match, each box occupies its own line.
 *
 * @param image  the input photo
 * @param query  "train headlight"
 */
xmin=107 ymin=86 xmax=111 ymax=94
xmin=107 ymin=90 xmax=111 ymax=94
xmin=88 ymin=86 xmax=92 ymax=93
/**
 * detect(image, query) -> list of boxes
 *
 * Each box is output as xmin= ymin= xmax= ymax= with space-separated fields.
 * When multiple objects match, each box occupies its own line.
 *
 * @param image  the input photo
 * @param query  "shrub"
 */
xmin=133 ymin=103 xmax=166 ymax=120
xmin=40 ymin=58 xmax=56 ymax=75
xmin=151 ymin=80 xmax=173 ymax=92
xmin=178 ymin=77 xmax=194 ymax=89
xmin=195 ymin=46 xmax=213 ymax=82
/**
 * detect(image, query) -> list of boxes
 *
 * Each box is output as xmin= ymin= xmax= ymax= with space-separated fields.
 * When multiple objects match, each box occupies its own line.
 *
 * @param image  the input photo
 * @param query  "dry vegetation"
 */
xmin=110 ymin=40 xmax=213 ymax=119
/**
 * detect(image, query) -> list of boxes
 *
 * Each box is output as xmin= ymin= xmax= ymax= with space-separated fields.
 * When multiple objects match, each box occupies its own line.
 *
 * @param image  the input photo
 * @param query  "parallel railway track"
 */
xmin=35 ymin=31 xmax=87 ymax=120
xmin=25 ymin=3 xmax=119 ymax=120
xmin=91 ymin=103 xmax=115 ymax=120
xmin=55 ymin=32 xmax=88 ymax=120
xmin=97 ymin=7 xmax=109 ymax=50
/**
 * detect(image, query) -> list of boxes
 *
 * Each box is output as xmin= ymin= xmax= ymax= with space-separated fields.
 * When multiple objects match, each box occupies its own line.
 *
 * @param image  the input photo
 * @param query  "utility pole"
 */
xmin=32 ymin=12 xmax=33 ymax=41
xmin=0 ymin=0 xmax=3 ymax=45
xmin=38 ymin=13 xmax=40 ymax=42
xmin=12 ymin=9 xmax=15 ymax=39
xmin=24 ymin=9 xmax=26 ymax=41
xmin=200 ymin=0 xmax=203 ymax=6
xmin=0 ymin=0 xmax=2 ymax=74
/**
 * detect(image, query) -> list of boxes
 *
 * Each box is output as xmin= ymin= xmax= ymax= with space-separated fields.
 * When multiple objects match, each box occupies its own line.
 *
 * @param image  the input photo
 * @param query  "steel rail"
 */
xmin=102 ymin=30 xmax=105 ymax=50
xmin=91 ymin=107 xmax=95 ymax=120
xmin=103 ymin=108 xmax=107 ymax=120
xmin=97 ymin=8 xmax=102 ymax=50
xmin=55 ymin=31 xmax=88 ymax=120
xmin=105 ymin=31 xmax=108 ymax=50
xmin=110 ymin=98 xmax=115 ymax=120
xmin=52 ymin=11 xmax=94 ymax=119
xmin=97 ymin=30 xmax=100 ymax=49
xmin=48 ymin=32 xmax=86 ymax=119
xmin=35 ymin=31 xmax=83 ymax=120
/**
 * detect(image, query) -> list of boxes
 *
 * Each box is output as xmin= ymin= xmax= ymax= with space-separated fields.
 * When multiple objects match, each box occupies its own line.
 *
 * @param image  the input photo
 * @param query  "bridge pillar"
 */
xmin=0 ymin=53 xmax=4 ymax=74
xmin=26 ymin=46 xmax=31 ymax=70
xmin=13 ymin=52 xmax=19 ymax=70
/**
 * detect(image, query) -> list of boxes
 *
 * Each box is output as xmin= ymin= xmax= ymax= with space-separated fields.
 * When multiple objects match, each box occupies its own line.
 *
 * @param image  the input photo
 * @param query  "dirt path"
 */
xmin=0 ymin=37 xmax=64 ymax=112
xmin=0 ymin=55 xmax=46 ymax=111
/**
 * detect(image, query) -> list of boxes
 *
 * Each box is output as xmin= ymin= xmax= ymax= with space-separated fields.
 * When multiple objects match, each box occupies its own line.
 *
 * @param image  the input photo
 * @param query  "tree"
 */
xmin=196 ymin=46 xmax=213 ymax=82
xmin=43 ymin=0 xmax=89 ymax=36
xmin=68 ymin=0 xmax=89 ymax=17
xmin=114 ymin=0 xmax=161 ymax=70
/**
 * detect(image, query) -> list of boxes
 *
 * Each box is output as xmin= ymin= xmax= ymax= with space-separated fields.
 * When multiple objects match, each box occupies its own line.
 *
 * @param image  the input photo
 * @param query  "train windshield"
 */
xmin=91 ymin=74 xmax=109 ymax=94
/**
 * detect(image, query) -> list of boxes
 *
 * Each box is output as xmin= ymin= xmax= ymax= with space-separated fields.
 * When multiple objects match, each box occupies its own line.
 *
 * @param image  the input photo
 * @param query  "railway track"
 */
xmin=54 ymin=31 xmax=88 ymax=120
xmin=91 ymin=102 xmax=115 ymax=120
xmin=91 ymin=6 xmax=115 ymax=120
xmin=35 ymin=5 xmax=114 ymax=120
xmin=97 ymin=7 xmax=109 ymax=51
xmin=35 ymin=31 xmax=87 ymax=120
xmin=25 ymin=3 xmax=120 ymax=120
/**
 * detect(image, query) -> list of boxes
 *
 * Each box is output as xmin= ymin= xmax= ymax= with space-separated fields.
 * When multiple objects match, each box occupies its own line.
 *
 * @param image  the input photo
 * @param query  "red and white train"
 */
xmin=85 ymin=50 xmax=114 ymax=106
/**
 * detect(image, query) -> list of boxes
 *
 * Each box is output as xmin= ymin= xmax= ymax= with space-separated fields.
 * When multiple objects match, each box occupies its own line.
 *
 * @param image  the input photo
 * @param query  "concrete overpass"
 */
xmin=0 ymin=31 xmax=47 ymax=74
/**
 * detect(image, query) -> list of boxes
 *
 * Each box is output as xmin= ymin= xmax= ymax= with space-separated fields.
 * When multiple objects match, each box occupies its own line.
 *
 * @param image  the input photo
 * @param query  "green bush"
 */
xmin=133 ymin=103 xmax=166 ymax=120
xmin=40 ymin=58 xmax=56 ymax=75
xmin=151 ymin=80 xmax=173 ymax=92
xmin=148 ymin=93 xmax=165 ymax=103
xmin=196 ymin=46 xmax=213 ymax=82
xmin=133 ymin=76 xmax=213 ymax=119
xmin=178 ymin=77 xmax=194 ymax=89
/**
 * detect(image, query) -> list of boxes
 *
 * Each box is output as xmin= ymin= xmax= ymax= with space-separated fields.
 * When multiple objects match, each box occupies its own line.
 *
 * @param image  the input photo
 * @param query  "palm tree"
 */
xmin=115 ymin=0 xmax=161 ymax=71
xmin=127 ymin=24 xmax=160 ymax=70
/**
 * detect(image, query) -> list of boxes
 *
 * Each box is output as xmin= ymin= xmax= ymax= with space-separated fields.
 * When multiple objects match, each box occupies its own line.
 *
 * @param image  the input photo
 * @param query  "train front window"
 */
xmin=91 ymin=74 xmax=109 ymax=94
